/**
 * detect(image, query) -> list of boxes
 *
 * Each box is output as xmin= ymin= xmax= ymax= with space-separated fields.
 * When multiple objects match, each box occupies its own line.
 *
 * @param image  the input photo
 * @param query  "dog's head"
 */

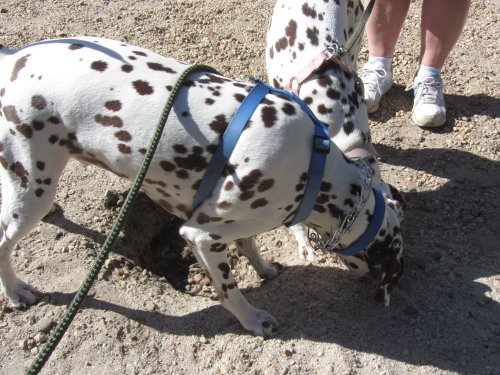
xmin=339 ymin=199 xmax=404 ymax=306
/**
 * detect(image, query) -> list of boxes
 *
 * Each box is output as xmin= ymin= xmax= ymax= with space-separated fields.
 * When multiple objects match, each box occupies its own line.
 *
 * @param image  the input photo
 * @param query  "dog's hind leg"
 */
xmin=0 ymin=147 xmax=69 ymax=308
xmin=235 ymin=237 xmax=282 ymax=279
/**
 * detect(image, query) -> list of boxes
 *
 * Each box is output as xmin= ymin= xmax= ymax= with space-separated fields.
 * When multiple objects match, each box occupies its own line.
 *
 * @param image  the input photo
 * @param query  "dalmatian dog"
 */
xmin=266 ymin=0 xmax=404 ymax=262
xmin=0 ymin=37 xmax=403 ymax=337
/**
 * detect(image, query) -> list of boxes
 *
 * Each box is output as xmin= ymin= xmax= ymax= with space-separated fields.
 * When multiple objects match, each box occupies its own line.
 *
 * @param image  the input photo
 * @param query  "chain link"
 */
xmin=308 ymin=159 xmax=373 ymax=253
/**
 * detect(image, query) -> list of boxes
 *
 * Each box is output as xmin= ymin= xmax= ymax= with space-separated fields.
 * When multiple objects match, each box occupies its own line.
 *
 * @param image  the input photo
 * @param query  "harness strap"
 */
xmin=192 ymin=82 xmax=270 ymax=210
xmin=288 ymin=122 xmax=329 ymax=226
xmin=193 ymin=78 xmax=330 ymax=227
xmin=286 ymin=48 xmax=356 ymax=94
xmin=336 ymin=187 xmax=385 ymax=256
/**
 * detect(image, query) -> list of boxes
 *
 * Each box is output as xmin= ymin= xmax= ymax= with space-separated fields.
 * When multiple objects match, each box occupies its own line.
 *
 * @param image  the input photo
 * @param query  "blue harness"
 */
xmin=192 ymin=78 xmax=384 ymax=255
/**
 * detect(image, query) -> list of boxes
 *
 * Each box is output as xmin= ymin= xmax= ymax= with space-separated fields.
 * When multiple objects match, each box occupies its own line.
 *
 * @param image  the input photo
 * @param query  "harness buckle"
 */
xmin=313 ymin=135 xmax=330 ymax=154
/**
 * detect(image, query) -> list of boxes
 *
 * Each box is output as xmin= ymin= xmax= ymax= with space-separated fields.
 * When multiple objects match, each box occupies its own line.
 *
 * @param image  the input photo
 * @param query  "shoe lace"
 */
xmin=406 ymin=77 xmax=443 ymax=105
xmin=358 ymin=66 xmax=388 ymax=95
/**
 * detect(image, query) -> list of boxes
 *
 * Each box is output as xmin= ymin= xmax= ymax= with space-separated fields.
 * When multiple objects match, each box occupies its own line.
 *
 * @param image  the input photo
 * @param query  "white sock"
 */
xmin=367 ymin=56 xmax=392 ymax=72
xmin=415 ymin=64 xmax=441 ymax=81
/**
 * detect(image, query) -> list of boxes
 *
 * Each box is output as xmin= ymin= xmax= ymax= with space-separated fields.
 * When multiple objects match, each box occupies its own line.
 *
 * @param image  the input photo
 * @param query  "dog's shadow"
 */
xmin=46 ymin=255 xmax=498 ymax=375
xmin=41 ymin=145 xmax=499 ymax=375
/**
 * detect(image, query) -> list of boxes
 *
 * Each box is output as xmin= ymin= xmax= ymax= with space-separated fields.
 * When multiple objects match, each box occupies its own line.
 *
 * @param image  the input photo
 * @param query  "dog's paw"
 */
xmin=5 ymin=280 xmax=40 ymax=309
xmin=242 ymin=309 xmax=279 ymax=338
xmin=256 ymin=261 xmax=283 ymax=279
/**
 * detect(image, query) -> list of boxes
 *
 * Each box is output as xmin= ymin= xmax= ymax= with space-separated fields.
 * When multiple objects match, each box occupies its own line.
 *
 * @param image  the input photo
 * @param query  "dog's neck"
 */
xmin=296 ymin=65 xmax=371 ymax=155
xmin=305 ymin=147 xmax=383 ymax=249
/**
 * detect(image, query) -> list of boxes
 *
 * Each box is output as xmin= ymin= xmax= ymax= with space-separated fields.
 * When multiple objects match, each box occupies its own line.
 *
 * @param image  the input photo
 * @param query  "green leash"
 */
xmin=26 ymin=63 xmax=219 ymax=375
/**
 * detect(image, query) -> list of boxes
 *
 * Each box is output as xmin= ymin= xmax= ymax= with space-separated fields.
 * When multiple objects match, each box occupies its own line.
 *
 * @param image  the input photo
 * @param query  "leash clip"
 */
xmin=325 ymin=42 xmax=346 ymax=57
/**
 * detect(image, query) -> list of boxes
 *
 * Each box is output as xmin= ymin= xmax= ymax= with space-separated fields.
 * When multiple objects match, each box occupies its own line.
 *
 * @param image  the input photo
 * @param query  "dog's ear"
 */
xmin=388 ymin=184 xmax=406 ymax=209
xmin=373 ymin=256 xmax=404 ymax=306
xmin=386 ymin=184 xmax=405 ymax=222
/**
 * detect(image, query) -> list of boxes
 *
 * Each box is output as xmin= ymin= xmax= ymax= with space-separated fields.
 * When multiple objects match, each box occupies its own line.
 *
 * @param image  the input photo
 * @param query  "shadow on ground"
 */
xmin=368 ymin=84 xmax=500 ymax=132
xmin=42 ymin=145 xmax=500 ymax=374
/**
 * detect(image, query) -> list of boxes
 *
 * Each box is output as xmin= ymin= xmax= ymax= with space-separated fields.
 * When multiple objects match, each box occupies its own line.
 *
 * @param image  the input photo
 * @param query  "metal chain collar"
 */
xmin=308 ymin=158 xmax=374 ymax=253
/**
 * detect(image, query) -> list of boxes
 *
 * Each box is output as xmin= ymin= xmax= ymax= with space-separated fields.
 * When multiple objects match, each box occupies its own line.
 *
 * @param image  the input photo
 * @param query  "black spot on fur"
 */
xmin=173 ymin=153 xmax=208 ymax=172
xmin=261 ymin=106 xmax=277 ymax=128
xmin=122 ymin=64 xmax=133 ymax=73
xmin=91 ymin=60 xmax=107 ymax=72
xmin=240 ymin=169 xmax=262 ymax=191
xmin=209 ymin=114 xmax=227 ymax=134
xmin=306 ymin=27 xmax=319 ymax=46
xmin=132 ymin=80 xmax=154 ymax=95
xmin=343 ymin=121 xmax=354 ymax=135
xmin=147 ymin=62 xmax=176 ymax=73
xmin=31 ymin=95 xmax=47 ymax=110
xmin=302 ymin=3 xmax=317 ymax=18
xmin=105 ymin=100 xmax=122 ymax=111
xmin=218 ymin=262 xmax=230 ymax=278
xmin=95 ymin=114 xmax=123 ymax=128
xmin=282 ymin=102 xmax=296 ymax=116
xmin=160 ymin=160 xmax=176 ymax=172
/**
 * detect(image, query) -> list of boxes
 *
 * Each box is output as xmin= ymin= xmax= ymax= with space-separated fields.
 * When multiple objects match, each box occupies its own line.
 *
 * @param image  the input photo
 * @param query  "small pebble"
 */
xmin=36 ymin=317 xmax=55 ymax=333
xmin=34 ymin=332 xmax=47 ymax=344
xmin=18 ymin=339 xmax=29 ymax=350
xmin=144 ymin=301 xmax=157 ymax=311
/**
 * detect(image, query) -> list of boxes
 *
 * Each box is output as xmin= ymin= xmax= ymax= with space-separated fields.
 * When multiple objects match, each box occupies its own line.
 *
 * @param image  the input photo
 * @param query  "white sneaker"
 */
xmin=407 ymin=76 xmax=446 ymax=127
xmin=358 ymin=64 xmax=393 ymax=113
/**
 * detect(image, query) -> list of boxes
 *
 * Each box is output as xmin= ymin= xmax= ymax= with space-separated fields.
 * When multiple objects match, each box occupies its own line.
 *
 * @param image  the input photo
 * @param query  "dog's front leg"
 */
xmin=180 ymin=227 xmax=279 ymax=337
xmin=235 ymin=237 xmax=282 ymax=279
xmin=289 ymin=224 xmax=315 ymax=262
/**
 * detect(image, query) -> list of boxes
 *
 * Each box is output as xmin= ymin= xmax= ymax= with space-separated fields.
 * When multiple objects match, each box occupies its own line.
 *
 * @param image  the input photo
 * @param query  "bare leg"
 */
xmin=364 ymin=0 xmax=412 ymax=58
xmin=360 ymin=0 xmax=412 ymax=112
xmin=419 ymin=0 xmax=470 ymax=69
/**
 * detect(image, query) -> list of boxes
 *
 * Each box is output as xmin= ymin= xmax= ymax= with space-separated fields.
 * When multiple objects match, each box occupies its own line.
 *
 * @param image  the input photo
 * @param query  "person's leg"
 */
xmin=365 ymin=0 xmax=412 ymax=59
xmin=411 ymin=0 xmax=470 ymax=127
xmin=360 ymin=0 xmax=411 ymax=113
xmin=419 ymin=0 xmax=470 ymax=69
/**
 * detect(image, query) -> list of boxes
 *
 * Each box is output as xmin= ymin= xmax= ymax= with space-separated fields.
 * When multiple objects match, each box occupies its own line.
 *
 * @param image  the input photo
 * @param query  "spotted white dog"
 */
xmin=0 ymin=37 xmax=403 ymax=337
xmin=266 ymin=0 xmax=404 ymax=263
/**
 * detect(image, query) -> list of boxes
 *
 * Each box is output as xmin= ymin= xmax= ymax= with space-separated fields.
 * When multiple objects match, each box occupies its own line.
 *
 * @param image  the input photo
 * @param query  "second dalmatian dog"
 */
xmin=266 ymin=0 xmax=404 ymax=262
xmin=0 ymin=36 xmax=404 ymax=337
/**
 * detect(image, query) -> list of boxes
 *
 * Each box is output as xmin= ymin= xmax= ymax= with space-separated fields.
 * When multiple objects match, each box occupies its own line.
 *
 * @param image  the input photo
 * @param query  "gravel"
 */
xmin=0 ymin=1 xmax=499 ymax=374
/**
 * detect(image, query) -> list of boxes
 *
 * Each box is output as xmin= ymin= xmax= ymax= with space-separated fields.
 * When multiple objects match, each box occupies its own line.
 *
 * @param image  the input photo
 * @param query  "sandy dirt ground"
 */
xmin=0 ymin=1 xmax=499 ymax=374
